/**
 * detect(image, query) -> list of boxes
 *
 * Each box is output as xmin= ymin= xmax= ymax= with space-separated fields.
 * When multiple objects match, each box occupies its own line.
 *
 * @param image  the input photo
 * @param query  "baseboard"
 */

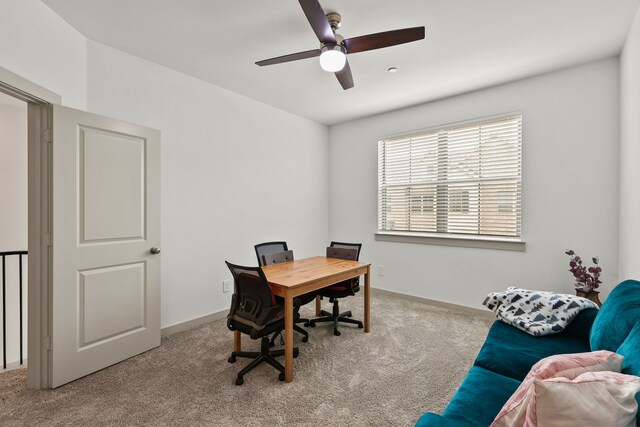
xmin=371 ymin=287 xmax=495 ymax=319
xmin=0 ymin=359 xmax=27 ymax=373
xmin=161 ymin=309 xmax=228 ymax=338
xmin=161 ymin=289 xmax=493 ymax=338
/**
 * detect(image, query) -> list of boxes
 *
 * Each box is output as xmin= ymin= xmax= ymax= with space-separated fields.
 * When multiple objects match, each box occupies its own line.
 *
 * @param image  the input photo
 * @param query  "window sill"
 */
xmin=374 ymin=231 xmax=526 ymax=252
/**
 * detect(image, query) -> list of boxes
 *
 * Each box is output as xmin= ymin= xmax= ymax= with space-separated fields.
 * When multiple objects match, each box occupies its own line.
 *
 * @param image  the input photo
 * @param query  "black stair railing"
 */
xmin=1 ymin=251 xmax=27 ymax=370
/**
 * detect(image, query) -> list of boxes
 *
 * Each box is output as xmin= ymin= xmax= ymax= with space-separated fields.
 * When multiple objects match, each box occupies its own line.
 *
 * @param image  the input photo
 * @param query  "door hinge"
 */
xmin=42 ymin=128 xmax=52 ymax=143
xmin=42 ymin=336 xmax=51 ymax=351
xmin=43 ymin=233 xmax=52 ymax=247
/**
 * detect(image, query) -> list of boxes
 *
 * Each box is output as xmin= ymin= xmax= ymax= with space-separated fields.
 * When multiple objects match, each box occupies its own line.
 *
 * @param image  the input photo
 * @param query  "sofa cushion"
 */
xmin=474 ymin=320 xmax=591 ymax=381
xmin=560 ymin=307 xmax=598 ymax=341
xmin=414 ymin=412 xmax=458 ymax=427
xmin=618 ymin=321 xmax=640 ymax=377
xmin=434 ymin=366 xmax=521 ymax=427
xmin=616 ymin=320 xmax=640 ymax=424
xmin=590 ymin=279 xmax=640 ymax=351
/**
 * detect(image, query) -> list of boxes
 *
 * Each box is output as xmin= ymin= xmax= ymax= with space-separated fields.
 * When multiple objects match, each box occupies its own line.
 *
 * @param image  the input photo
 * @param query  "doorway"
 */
xmin=0 ymin=92 xmax=28 ymax=372
xmin=1 ymin=65 xmax=162 ymax=390
xmin=0 ymin=66 xmax=59 ymax=389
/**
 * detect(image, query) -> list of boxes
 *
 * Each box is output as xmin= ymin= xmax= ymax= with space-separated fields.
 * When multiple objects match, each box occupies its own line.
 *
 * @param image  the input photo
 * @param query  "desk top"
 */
xmin=262 ymin=256 xmax=369 ymax=289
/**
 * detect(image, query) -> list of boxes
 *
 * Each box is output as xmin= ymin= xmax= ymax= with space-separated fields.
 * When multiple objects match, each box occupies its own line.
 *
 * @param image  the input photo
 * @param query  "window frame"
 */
xmin=376 ymin=112 xmax=525 ymax=251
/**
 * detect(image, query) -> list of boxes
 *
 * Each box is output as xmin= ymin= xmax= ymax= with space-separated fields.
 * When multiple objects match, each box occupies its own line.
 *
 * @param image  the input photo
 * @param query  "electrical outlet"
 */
xmin=377 ymin=265 xmax=384 ymax=276
xmin=222 ymin=279 xmax=231 ymax=293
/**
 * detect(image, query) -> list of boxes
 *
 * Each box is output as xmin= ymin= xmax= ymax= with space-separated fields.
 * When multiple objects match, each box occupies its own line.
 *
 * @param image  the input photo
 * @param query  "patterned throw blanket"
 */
xmin=483 ymin=287 xmax=599 ymax=336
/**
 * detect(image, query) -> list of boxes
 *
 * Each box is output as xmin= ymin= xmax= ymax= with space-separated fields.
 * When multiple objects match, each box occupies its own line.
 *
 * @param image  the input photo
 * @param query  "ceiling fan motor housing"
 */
xmin=321 ymin=33 xmax=345 ymax=50
xmin=326 ymin=12 xmax=342 ymax=31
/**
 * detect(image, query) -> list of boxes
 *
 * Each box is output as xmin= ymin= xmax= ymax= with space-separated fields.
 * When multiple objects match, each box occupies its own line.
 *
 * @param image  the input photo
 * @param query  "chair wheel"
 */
xmin=228 ymin=355 xmax=236 ymax=363
xmin=334 ymin=330 xmax=341 ymax=336
xmin=346 ymin=313 xmax=353 ymax=318
xmin=278 ymin=373 xmax=285 ymax=381
xmin=303 ymin=320 xmax=310 ymax=327
xmin=293 ymin=348 xmax=300 ymax=358
xmin=235 ymin=377 xmax=244 ymax=385
xmin=301 ymin=336 xmax=308 ymax=343
xmin=309 ymin=322 xmax=316 ymax=328
xmin=358 ymin=324 xmax=364 ymax=329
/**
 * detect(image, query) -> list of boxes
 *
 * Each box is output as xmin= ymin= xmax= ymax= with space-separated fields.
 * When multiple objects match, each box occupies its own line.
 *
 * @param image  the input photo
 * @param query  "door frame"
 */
xmin=0 ymin=66 xmax=61 ymax=389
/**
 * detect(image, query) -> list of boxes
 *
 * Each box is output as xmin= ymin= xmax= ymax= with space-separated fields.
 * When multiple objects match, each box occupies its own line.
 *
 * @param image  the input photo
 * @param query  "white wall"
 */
xmin=86 ymin=41 xmax=329 ymax=328
xmin=619 ymin=7 xmax=640 ymax=281
xmin=329 ymin=58 xmax=620 ymax=309
xmin=0 ymin=0 xmax=87 ymax=109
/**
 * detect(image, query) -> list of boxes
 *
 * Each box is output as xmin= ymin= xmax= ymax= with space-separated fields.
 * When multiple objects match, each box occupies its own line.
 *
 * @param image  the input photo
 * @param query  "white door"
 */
xmin=50 ymin=104 xmax=160 ymax=388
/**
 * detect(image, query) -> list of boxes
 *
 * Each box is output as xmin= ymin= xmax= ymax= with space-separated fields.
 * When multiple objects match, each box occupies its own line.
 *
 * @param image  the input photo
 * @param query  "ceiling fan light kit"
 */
xmin=255 ymin=0 xmax=425 ymax=90
xmin=319 ymin=44 xmax=347 ymax=72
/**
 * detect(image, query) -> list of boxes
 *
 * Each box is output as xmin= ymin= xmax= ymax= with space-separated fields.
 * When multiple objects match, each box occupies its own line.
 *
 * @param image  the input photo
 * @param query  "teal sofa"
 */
xmin=416 ymin=279 xmax=640 ymax=426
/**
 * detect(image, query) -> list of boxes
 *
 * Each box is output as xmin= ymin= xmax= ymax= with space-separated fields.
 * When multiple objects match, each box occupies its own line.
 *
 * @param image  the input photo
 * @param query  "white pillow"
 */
xmin=534 ymin=371 xmax=640 ymax=427
xmin=491 ymin=351 xmax=640 ymax=426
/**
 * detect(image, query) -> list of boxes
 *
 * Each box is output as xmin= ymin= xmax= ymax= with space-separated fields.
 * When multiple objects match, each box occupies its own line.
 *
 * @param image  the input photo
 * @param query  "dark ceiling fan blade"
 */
xmin=298 ymin=0 xmax=336 ymax=44
xmin=256 ymin=49 xmax=321 ymax=66
xmin=335 ymin=60 xmax=354 ymax=90
xmin=343 ymin=26 xmax=425 ymax=54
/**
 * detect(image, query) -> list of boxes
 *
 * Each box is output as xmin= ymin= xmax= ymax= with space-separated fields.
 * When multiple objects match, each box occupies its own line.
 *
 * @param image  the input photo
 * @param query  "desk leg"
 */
xmin=364 ymin=267 xmax=371 ymax=333
xmin=233 ymin=330 xmax=241 ymax=352
xmin=315 ymin=295 xmax=321 ymax=316
xmin=284 ymin=292 xmax=294 ymax=383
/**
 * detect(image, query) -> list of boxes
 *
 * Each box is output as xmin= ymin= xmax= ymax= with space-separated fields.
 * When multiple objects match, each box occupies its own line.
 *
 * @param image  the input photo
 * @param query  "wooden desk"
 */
xmin=233 ymin=256 xmax=371 ymax=383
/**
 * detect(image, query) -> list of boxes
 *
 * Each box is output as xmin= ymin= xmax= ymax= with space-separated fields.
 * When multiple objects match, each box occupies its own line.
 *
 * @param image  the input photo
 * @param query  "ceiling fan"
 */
xmin=255 ymin=0 xmax=425 ymax=90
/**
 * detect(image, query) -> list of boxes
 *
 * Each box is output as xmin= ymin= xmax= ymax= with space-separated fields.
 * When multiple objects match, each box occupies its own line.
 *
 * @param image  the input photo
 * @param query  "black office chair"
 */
xmin=225 ymin=261 xmax=300 ymax=385
xmin=254 ymin=241 xmax=290 ymax=265
xmin=254 ymin=242 xmax=316 ymax=343
xmin=309 ymin=242 xmax=364 ymax=336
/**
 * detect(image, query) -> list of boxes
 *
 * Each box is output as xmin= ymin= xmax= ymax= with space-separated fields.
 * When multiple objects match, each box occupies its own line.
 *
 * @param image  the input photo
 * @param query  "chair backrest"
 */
xmin=262 ymin=250 xmax=294 ymax=266
xmin=326 ymin=247 xmax=358 ymax=261
xmin=326 ymin=242 xmax=362 ymax=294
xmin=330 ymin=241 xmax=362 ymax=261
xmin=225 ymin=261 xmax=276 ymax=332
xmin=254 ymin=241 xmax=289 ymax=267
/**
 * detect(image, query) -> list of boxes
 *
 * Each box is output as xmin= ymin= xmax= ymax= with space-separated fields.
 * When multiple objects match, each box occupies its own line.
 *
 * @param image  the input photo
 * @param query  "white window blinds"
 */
xmin=378 ymin=114 xmax=522 ymax=238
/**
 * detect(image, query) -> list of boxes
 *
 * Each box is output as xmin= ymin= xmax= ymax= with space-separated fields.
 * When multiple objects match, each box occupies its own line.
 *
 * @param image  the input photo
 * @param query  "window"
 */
xmin=409 ymin=192 xmax=434 ymax=214
xmin=378 ymin=114 xmax=522 ymax=239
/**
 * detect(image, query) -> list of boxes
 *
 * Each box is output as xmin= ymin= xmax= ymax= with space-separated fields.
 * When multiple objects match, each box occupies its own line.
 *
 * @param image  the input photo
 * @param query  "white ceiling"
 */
xmin=41 ymin=0 xmax=639 ymax=125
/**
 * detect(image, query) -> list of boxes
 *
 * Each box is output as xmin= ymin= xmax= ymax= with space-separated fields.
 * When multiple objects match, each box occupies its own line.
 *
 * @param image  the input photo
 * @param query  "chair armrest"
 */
xmin=226 ymin=294 xmax=238 ymax=330
xmin=346 ymin=277 xmax=361 ymax=294
xmin=415 ymin=413 xmax=457 ymax=427
xmin=254 ymin=298 xmax=302 ymax=328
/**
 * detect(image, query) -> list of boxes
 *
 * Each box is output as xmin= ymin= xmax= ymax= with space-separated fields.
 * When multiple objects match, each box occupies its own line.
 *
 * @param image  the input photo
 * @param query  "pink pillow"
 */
xmin=491 ymin=351 xmax=640 ymax=426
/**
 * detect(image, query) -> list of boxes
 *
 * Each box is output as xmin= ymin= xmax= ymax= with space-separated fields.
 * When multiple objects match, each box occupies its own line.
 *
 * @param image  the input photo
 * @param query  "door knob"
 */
xmin=150 ymin=247 xmax=161 ymax=255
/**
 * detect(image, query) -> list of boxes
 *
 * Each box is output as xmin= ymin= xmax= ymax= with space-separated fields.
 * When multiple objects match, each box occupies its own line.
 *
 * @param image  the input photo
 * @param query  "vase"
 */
xmin=576 ymin=290 xmax=602 ymax=307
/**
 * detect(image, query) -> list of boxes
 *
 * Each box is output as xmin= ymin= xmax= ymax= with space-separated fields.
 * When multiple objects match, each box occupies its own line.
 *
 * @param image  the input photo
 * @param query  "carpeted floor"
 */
xmin=0 ymin=292 xmax=493 ymax=426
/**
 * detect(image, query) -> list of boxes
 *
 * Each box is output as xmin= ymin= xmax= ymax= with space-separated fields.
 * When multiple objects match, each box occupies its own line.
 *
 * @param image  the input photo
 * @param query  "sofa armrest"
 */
xmin=561 ymin=308 xmax=598 ymax=341
xmin=415 ymin=412 xmax=458 ymax=427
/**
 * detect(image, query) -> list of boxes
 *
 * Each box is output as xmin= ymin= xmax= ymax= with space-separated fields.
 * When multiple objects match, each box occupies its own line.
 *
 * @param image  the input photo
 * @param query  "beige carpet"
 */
xmin=0 ymin=292 xmax=493 ymax=426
